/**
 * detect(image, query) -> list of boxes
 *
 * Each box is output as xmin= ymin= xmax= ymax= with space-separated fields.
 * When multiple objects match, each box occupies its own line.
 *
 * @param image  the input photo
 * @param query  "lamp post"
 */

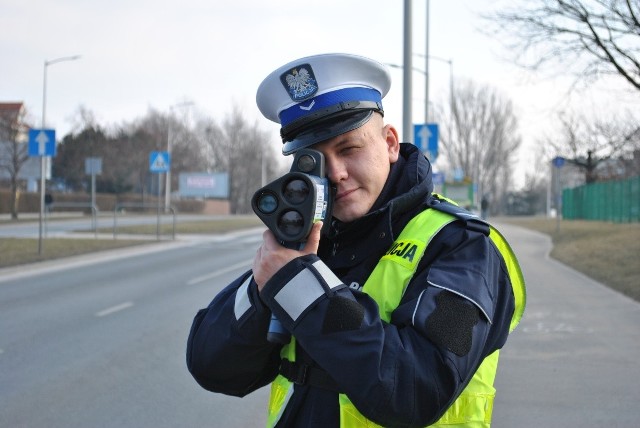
xmin=39 ymin=55 xmax=81 ymax=254
xmin=166 ymin=101 xmax=194 ymax=212
xmin=402 ymin=0 xmax=413 ymax=144
xmin=386 ymin=55 xmax=453 ymax=123
xmin=411 ymin=54 xmax=454 ymax=116
xmin=425 ymin=0 xmax=430 ymax=126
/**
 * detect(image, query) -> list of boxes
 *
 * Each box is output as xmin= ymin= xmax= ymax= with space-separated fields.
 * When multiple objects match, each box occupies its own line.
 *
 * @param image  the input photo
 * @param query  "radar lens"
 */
xmin=283 ymin=178 xmax=310 ymax=205
xmin=297 ymin=154 xmax=316 ymax=173
xmin=278 ymin=210 xmax=304 ymax=237
xmin=256 ymin=192 xmax=278 ymax=214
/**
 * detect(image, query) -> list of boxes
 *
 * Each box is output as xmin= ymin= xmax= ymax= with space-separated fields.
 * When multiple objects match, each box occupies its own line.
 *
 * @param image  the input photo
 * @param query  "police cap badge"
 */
xmin=256 ymin=53 xmax=391 ymax=155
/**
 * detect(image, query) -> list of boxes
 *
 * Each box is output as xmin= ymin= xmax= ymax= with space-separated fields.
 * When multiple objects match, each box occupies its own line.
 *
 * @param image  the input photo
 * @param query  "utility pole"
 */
xmin=39 ymin=55 xmax=81 ymax=254
xmin=425 ymin=0 xmax=430 ymax=126
xmin=403 ymin=0 xmax=413 ymax=144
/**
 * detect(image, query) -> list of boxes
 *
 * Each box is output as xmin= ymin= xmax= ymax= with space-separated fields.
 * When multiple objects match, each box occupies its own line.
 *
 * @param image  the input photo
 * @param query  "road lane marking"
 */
xmin=187 ymin=260 xmax=252 ymax=285
xmin=95 ymin=301 xmax=134 ymax=317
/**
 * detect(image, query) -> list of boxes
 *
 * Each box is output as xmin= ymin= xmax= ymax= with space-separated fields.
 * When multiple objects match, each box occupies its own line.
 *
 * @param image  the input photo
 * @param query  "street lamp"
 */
xmin=402 ymin=0 xmax=413 ymax=144
xmin=38 ymin=55 xmax=81 ymax=254
xmin=386 ymin=55 xmax=454 ymax=123
xmin=166 ymin=101 xmax=194 ymax=212
xmin=414 ymin=53 xmax=454 ymax=105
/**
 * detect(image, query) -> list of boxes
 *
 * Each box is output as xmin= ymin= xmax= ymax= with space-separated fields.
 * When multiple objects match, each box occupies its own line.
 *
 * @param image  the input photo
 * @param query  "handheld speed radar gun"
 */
xmin=251 ymin=149 xmax=335 ymax=343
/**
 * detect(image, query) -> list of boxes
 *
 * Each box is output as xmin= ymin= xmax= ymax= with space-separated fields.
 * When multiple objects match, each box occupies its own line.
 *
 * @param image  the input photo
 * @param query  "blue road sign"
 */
xmin=552 ymin=156 xmax=565 ymax=168
xmin=413 ymin=123 xmax=439 ymax=161
xmin=150 ymin=151 xmax=170 ymax=173
xmin=432 ymin=172 xmax=445 ymax=185
xmin=28 ymin=129 xmax=56 ymax=156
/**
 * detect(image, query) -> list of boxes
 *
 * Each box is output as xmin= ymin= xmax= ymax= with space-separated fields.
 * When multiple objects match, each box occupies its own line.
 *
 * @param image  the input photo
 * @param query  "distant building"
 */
xmin=0 ymin=102 xmax=42 ymax=190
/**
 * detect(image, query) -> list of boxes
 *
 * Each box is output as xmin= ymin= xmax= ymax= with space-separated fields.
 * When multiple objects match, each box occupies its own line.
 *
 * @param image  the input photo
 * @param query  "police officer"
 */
xmin=187 ymin=53 xmax=526 ymax=427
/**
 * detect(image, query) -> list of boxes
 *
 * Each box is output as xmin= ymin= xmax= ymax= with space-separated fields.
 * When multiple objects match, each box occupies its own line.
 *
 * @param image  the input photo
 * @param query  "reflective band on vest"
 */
xmin=266 ymin=207 xmax=526 ymax=427
xmin=267 ymin=339 xmax=296 ymax=428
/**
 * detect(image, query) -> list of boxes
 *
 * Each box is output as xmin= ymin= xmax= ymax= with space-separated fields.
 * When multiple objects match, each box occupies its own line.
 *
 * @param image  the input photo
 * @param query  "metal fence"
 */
xmin=562 ymin=175 xmax=640 ymax=223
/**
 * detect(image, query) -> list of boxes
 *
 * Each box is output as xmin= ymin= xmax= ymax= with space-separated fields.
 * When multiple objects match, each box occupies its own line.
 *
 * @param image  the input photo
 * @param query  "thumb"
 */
xmin=302 ymin=221 xmax=323 ymax=254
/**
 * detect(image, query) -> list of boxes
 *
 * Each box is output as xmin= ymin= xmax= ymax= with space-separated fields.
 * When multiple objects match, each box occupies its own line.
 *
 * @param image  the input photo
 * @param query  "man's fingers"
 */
xmin=302 ymin=221 xmax=323 ymax=254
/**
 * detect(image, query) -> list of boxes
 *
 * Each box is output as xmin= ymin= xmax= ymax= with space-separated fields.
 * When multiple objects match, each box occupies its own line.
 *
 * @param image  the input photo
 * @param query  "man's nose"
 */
xmin=326 ymin=159 xmax=347 ymax=184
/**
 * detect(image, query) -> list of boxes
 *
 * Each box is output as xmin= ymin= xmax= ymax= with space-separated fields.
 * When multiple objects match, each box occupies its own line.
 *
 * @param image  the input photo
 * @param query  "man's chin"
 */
xmin=332 ymin=206 xmax=365 ymax=224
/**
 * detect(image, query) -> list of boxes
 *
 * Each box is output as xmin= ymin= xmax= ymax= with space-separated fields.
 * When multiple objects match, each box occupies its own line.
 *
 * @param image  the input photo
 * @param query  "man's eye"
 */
xmin=341 ymin=146 xmax=358 ymax=154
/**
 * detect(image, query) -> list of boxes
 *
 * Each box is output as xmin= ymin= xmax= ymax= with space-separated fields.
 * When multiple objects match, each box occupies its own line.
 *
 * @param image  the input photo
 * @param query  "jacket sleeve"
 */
xmin=259 ymin=223 xmax=515 ymax=427
xmin=186 ymin=270 xmax=283 ymax=397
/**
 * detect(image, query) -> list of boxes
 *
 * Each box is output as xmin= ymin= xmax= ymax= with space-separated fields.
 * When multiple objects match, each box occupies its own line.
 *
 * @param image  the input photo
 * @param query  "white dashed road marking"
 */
xmin=187 ymin=260 xmax=252 ymax=285
xmin=95 ymin=301 xmax=134 ymax=317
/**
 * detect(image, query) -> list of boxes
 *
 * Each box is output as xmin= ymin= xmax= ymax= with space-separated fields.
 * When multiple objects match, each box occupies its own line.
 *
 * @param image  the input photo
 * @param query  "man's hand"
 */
xmin=253 ymin=221 xmax=323 ymax=291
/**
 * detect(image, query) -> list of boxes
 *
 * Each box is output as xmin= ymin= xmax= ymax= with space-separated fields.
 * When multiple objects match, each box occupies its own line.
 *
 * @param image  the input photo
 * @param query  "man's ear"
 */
xmin=384 ymin=124 xmax=400 ymax=163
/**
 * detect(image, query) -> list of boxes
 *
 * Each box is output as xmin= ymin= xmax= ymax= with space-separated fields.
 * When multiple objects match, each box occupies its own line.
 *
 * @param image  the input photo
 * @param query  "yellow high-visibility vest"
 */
xmin=267 ymin=208 xmax=526 ymax=427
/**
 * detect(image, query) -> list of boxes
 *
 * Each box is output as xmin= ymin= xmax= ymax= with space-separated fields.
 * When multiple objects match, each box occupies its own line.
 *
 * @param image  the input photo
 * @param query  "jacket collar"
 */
xmin=325 ymin=143 xmax=433 ymax=242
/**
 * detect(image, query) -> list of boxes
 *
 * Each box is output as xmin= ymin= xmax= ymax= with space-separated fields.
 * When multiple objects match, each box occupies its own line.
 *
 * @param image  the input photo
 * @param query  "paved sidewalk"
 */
xmin=492 ymin=222 xmax=640 ymax=427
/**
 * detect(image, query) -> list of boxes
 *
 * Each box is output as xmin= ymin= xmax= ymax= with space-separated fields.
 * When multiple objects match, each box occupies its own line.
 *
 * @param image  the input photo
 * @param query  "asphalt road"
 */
xmin=0 ymin=227 xmax=269 ymax=428
xmin=1 ymin=220 xmax=639 ymax=427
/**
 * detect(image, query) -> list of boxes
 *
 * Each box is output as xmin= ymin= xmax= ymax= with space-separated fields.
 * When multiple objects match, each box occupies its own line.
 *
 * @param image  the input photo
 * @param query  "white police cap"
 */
xmin=256 ymin=53 xmax=391 ymax=155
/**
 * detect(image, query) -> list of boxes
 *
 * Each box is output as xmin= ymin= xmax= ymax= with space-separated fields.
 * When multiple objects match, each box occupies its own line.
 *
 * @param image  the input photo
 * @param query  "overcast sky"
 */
xmin=2 ymin=0 xmax=637 ymax=187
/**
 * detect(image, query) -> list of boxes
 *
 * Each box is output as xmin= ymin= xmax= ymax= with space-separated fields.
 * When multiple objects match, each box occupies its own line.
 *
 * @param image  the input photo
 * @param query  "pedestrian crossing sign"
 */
xmin=150 ymin=151 xmax=170 ymax=173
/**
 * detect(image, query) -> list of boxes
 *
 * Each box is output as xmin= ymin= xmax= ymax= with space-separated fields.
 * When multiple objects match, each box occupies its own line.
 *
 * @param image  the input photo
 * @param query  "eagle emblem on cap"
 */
xmin=280 ymin=64 xmax=318 ymax=102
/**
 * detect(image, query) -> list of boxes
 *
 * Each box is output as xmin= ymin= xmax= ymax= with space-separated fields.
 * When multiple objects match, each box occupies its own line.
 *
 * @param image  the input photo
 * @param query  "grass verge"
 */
xmin=0 ymin=216 xmax=264 ymax=269
xmin=107 ymin=216 xmax=264 ymax=235
xmin=500 ymin=217 xmax=640 ymax=302
xmin=0 ymin=238 xmax=149 ymax=268
xmin=3 ymin=215 xmax=638 ymax=304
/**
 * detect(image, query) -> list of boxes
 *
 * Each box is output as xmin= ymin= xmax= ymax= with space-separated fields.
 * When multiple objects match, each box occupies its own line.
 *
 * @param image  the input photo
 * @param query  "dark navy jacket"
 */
xmin=187 ymin=143 xmax=515 ymax=427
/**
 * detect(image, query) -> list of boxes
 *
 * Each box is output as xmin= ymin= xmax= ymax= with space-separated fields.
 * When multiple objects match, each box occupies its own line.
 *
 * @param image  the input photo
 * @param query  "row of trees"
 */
xmin=481 ymin=0 xmax=640 ymax=215
xmin=0 ymin=103 xmax=29 ymax=218
xmin=433 ymin=79 xmax=522 ymax=211
xmin=2 ymin=0 xmax=638 ymax=218
xmin=3 ymin=87 xmax=525 ymax=218
xmin=51 ymin=106 xmax=285 ymax=214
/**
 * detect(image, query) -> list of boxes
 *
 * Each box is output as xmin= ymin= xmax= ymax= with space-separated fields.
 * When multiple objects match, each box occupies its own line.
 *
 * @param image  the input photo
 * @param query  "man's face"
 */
xmin=312 ymin=114 xmax=400 ymax=223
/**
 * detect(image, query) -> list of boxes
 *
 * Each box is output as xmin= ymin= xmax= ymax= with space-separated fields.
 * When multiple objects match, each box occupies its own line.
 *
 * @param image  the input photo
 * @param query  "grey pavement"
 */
xmin=492 ymin=222 xmax=640 ymax=427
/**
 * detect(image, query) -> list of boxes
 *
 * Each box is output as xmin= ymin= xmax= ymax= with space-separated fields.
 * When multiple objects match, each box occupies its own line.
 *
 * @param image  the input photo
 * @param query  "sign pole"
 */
xmin=28 ymin=130 xmax=55 ymax=254
xmin=38 ymin=156 xmax=45 ymax=254
xmin=555 ymin=165 xmax=561 ymax=233
xmin=149 ymin=151 xmax=170 ymax=239
xmin=38 ymin=61 xmax=48 ymax=255
xmin=157 ymin=173 xmax=162 ymax=240
xmin=552 ymin=156 xmax=565 ymax=233
xmin=91 ymin=165 xmax=96 ymax=210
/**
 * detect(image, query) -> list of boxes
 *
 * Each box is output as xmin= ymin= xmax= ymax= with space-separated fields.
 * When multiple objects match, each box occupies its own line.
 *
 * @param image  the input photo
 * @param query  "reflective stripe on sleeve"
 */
xmin=311 ymin=260 xmax=342 ymax=289
xmin=274 ymin=260 xmax=343 ymax=322
xmin=234 ymin=275 xmax=253 ymax=321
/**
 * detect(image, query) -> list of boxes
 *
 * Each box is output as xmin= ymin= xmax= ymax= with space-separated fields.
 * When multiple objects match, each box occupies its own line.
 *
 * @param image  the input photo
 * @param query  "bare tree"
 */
xmin=169 ymin=119 xmax=209 ymax=173
xmin=437 ymin=79 xmax=522 ymax=213
xmin=541 ymin=109 xmax=640 ymax=182
xmin=517 ymin=154 xmax=551 ymax=215
xmin=51 ymin=105 xmax=282 ymax=213
xmin=201 ymin=107 xmax=282 ymax=214
xmin=484 ymin=0 xmax=640 ymax=92
xmin=0 ymin=103 xmax=31 ymax=219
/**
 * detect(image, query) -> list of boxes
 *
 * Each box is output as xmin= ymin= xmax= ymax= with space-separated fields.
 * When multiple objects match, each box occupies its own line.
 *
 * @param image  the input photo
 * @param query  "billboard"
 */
xmin=179 ymin=172 xmax=229 ymax=198
xmin=442 ymin=182 xmax=474 ymax=209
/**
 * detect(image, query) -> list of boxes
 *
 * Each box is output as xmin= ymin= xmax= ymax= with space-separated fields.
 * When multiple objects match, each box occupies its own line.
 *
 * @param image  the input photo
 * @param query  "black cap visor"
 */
xmin=282 ymin=109 xmax=378 ymax=155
